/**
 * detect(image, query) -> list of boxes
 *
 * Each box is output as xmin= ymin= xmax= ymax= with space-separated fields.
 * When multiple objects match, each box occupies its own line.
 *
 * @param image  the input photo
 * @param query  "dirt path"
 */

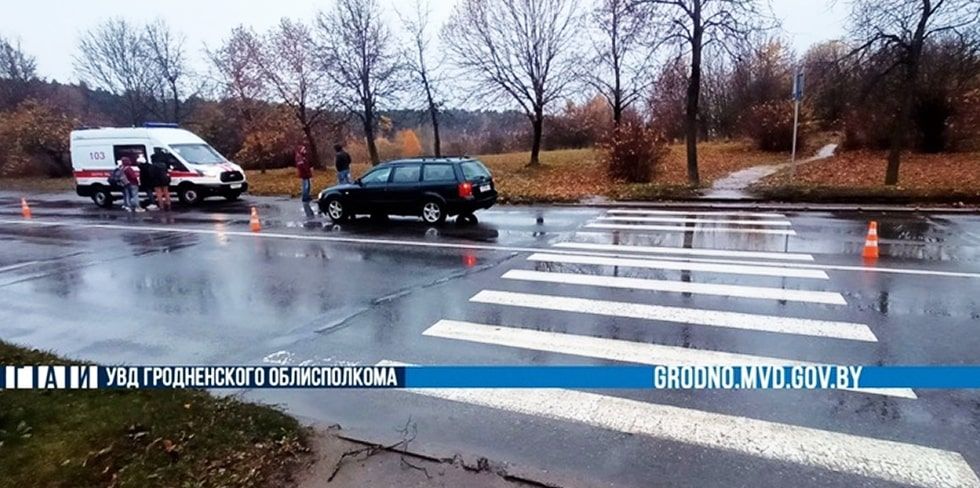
xmin=703 ymin=144 xmax=837 ymax=199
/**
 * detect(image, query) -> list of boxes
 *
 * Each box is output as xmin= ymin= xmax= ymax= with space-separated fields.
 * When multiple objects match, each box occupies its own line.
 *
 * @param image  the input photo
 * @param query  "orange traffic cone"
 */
xmin=862 ymin=221 xmax=879 ymax=260
xmin=249 ymin=207 xmax=261 ymax=232
xmin=20 ymin=198 xmax=32 ymax=219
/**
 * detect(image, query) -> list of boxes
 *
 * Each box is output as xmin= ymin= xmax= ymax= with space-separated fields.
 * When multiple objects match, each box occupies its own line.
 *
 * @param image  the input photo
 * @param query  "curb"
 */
xmin=552 ymin=200 xmax=980 ymax=214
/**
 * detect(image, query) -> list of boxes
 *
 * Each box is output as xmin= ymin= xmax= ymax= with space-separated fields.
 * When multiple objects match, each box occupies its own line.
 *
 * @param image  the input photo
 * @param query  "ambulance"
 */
xmin=70 ymin=123 xmax=248 ymax=207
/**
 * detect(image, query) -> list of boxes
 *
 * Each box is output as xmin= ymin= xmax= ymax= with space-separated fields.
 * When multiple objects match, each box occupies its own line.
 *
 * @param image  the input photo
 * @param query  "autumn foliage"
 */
xmin=743 ymin=100 xmax=808 ymax=152
xmin=598 ymin=121 xmax=668 ymax=183
xmin=0 ymin=99 xmax=77 ymax=176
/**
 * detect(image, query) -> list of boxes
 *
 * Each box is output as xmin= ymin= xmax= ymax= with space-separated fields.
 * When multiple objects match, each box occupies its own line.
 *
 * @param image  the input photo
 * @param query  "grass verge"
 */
xmin=752 ymin=150 xmax=980 ymax=204
xmin=0 ymin=341 xmax=308 ymax=487
xmin=242 ymin=142 xmax=780 ymax=203
xmin=0 ymin=142 xmax=784 ymax=203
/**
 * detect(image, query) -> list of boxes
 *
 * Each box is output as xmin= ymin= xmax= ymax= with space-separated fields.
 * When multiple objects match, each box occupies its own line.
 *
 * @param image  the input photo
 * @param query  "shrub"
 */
xmin=599 ymin=121 xmax=668 ymax=183
xmin=744 ymin=100 xmax=808 ymax=152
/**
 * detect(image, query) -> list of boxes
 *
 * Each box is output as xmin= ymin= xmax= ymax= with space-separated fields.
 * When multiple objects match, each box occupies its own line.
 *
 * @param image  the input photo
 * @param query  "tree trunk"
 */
xmin=422 ymin=72 xmax=441 ymax=157
xmin=302 ymin=125 xmax=321 ymax=172
xmin=684 ymin=7 xmax=703 ymax=186
xmin=170 ymin=81 xmax=180 ymax=123
xmin=885 ymin=15 xmax=927 ymax=186
xmin=529 ymin=108 xmax=543 ymax=167
xmin=363 ymin=104 xmax=380 ymax=166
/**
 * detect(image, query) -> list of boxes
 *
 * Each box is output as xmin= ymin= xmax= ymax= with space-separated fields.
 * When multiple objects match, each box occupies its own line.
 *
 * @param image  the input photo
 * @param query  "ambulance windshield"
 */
xmin=170 ymin=144 xmax=226 ymax=165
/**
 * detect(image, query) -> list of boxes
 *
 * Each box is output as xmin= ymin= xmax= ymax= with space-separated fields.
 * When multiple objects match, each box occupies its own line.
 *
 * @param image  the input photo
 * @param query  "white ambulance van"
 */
xmin=71 ymin=123 xmax=248 ymax=207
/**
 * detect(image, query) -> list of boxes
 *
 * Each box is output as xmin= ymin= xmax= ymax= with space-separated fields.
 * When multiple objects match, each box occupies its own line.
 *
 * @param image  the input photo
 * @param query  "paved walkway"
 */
xmin=703 ymin=144 xmax=838 ymax=199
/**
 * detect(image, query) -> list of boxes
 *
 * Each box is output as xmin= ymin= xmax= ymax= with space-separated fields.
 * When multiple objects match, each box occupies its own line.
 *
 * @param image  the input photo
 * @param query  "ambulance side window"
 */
xmin=113 ymin=145 xmax=147 ymax=164
xmin=152 ymin=147 xmax=185 ymax=171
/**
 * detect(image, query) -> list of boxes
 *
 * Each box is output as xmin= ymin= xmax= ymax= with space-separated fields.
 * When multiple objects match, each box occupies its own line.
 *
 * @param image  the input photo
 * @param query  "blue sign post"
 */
xmin=790 ymin=68 xmax=804 ymax=180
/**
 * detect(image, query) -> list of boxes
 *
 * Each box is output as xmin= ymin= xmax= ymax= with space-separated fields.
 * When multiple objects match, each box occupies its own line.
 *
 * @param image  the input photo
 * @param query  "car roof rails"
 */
xmin=144 ymin=122 xmax=180 ymax=128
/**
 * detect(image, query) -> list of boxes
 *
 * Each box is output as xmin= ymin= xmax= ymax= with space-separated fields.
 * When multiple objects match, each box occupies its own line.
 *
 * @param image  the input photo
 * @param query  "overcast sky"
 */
xmin=0 ymin=0 xmax=849 ymax=83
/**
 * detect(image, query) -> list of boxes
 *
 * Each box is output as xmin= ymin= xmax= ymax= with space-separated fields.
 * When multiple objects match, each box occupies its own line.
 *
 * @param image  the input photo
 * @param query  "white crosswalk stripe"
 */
xmin=393 ymin=209 xmax=975 ymax=486
xmin=597 ymin=216 xmax=794 ymax=226
xmin=553 ymin=241 xmax=813 ymax=261
xmin=423 ymin=320 xmax=912 ymax=398
xmin=586 ymin=223 xmax=798 ymax=235
xmin=502 ymin=269 xmax=847 ymax=305
xmin=381 ymin=361 xmax=974 ymax=488
xmin=606 ymin=209 xmax=787 ymax=219
xmin=528 ymin=252 xmax=829 ymax=279
xmin=470 ymin=290 xmax=877 ymax=342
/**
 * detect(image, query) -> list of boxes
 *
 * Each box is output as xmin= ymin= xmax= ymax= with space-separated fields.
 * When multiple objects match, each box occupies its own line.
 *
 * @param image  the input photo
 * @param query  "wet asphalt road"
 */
xmin=1 ymin=191 xmax=980 ymax=487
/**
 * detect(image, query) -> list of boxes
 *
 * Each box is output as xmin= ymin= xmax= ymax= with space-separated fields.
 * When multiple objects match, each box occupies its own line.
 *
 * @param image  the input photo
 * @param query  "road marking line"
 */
xmin=423 ymin=320 xmax=912 ymax=398
xmin=597 ymin=216 xmax=793 ymax=226
xmin=528 ymin=253 xmax=829 ymax=279
xmin=607 ymin=209 xmax=787 ymax=218
xmin=502 ymin=269 xmax=846 ymax=305
xmin=470 ymin=290 xmax=877 ymax=342
xmin=552 ymin=242 xmax=814 ymax=261
xmin=586 ymin=223 xmax=797 ymax=236
xmin=2 ymin=218 xmax=978 ymax=278
xmin=380 ymin=362 xmax=971 ymax=488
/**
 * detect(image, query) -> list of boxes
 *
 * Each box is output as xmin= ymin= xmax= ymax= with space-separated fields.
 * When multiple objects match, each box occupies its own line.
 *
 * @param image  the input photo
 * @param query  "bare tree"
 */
xmin=317 ymin=0 xmax=404 ymax=166
xmin=145 ymin=19 xmax=192 ymax=123
xmin=638 ymin=0 xmax=768 ymax=185
xmin=848 ymin=0 xmax=980 ymax=185
xmin=589 ymin=0 xmax=656 ymax=126
xmin=400 ymin=0 xmax=444 ymax=156
xmin=75 ymin=18 xmax=160 ymax=125
xmin=0 ymin=35 xmax=37 ymax=81
xmin=443 ymin=0 xmax=580 ymax=167
xmin=255 ymin=18 xmax=337 ymax=169
xmin=207 ymin=26 xmax=268 ymax=171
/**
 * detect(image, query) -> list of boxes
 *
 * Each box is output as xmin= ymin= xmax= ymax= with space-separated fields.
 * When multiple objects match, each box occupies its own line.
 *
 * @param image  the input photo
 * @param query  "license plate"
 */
xmin=230 ymin=184 xmax=242 ymax=189
xmin=479 ymin=184 xmax=491 ymax=192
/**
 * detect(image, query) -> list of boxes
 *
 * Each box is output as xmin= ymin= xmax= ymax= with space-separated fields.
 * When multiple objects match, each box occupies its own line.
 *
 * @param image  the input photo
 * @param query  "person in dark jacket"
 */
xmin=334 ymin=143 xmax=352 ymax=184
xmin=150 ymin=151 xmax=173 ymax=211
xmin=137 ymin=155 xmax=158 ymax=210
xmin=295 ymin=144 xmax=313 ymax=202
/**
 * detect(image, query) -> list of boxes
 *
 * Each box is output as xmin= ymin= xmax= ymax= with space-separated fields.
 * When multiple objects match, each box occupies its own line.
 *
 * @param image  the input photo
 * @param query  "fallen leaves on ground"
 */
xmin=757 ymin=150 xmax=980 ymax=191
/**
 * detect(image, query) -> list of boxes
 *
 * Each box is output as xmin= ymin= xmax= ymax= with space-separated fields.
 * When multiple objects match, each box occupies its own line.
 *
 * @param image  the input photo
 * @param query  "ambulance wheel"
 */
xmin=178 ymin=185 xmax=201 ymax=205
xmin=92 ymin=187 xmax=113 ymax=208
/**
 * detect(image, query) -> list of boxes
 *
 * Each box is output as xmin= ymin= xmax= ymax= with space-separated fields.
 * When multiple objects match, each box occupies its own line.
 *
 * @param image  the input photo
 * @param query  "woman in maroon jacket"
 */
xmin=295 ymin=144 xmax=313 ymax=202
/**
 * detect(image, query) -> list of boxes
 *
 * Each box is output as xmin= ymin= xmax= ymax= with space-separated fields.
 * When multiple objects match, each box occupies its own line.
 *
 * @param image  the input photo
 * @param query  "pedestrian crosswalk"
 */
xmin=387 ymin=208 xmax=978 ymax=487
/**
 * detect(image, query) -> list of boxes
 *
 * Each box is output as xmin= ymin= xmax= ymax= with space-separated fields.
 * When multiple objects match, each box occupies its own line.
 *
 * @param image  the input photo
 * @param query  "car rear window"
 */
xmin=460 ymin=161 xmax=491 ymax=180
xmin=391 ymin=164 xmax=421 ymax=183
xmin=423 ymin=164 xmax=456 ymax=182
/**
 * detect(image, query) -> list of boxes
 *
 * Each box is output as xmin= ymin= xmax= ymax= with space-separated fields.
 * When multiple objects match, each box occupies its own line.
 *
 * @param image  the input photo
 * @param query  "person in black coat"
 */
xmin=137 ymin=155 xmax=158 ymax=209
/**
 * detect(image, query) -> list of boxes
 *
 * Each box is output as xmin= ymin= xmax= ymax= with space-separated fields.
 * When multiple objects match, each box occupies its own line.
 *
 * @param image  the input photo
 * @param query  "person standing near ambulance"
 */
xmin=151 ymin=152 xmax=173 ymax=211
xmin=137 ymin=155 xmax=159 ymax=210
xmin=120 ymin=157 xmax=143 ymax=212
xmin=296 ymin=144 xmax=313 ymax=202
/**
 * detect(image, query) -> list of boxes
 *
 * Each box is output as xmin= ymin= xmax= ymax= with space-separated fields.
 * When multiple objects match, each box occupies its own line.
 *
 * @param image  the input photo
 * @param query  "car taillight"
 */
xmin=458 ymin=181 xmax=473 ymax=198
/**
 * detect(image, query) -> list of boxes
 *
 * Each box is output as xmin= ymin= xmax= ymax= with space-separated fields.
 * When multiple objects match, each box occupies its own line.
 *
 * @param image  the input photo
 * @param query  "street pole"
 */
xmin=789 ymin=68 xmax=804 ymax=182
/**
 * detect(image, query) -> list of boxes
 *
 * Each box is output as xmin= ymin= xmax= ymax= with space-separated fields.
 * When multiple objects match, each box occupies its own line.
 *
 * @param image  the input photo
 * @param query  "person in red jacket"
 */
xmin=121 ymin=157 xmax=144 ymax=212
xmin=295 ymin=144 xmax=313 ymax=202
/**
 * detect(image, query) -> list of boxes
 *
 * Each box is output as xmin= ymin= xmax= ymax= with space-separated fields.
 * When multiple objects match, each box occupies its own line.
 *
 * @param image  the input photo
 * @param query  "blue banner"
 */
xmin=2 ymin=365 xmax=980 ymax=390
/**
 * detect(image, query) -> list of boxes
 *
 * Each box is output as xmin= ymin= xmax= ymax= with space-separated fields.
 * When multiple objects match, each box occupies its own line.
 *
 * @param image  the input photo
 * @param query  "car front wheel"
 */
xmin=178 ymin=185 xmax=201 ymax=205
xmin=324 ymin=197 xmax=348 ymax=223
xmin=421 ymin=199 xmax=446 ymax=225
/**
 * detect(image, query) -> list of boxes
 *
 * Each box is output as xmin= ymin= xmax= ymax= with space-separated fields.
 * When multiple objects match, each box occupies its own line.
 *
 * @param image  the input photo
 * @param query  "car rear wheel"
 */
xmin=91 ymin=187 xmax=112 ymax=208
xmin=325 ymin=197 xmax=348 ymax=223
xmin=421 ymin=200 xmax=446 ymax=225
xmin=224 ymin=191 xmax=241 ymax=201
